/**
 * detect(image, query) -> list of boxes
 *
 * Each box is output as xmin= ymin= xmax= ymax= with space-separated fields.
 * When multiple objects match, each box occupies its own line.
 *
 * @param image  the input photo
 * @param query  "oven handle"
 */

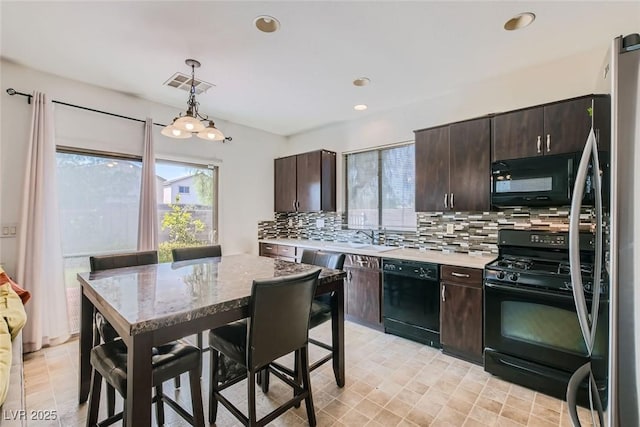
xmin=484 ymin=281 xmax=579 ymax=301
xmin=382 ymin=271 xmax=438 ymax=281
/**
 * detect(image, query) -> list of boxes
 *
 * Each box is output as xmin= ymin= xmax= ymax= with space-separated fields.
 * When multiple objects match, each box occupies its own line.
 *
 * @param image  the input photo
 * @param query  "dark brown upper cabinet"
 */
xmin=492 ymin=95 xmax=610 ymax=161
xmin=415 ymin=118 xmax=490 ymax=212
xmin=274 ymin=149 xmax=336 ymax=212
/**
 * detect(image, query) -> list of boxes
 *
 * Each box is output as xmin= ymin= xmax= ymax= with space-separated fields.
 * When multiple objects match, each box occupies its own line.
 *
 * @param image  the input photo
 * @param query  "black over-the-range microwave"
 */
xmin=490 ymin=152 xmax=609 ymax=208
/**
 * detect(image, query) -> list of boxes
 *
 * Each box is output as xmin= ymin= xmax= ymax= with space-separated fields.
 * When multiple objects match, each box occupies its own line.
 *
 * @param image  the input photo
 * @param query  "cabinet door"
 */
xmin=296 ymin=151 xmax=322 ymax=212
xmin=274 ymin=156 xmax=297 ymax=212
xmin=345 ymin=266 xmax=381 ymax=325
xmin=415 ymin=126 xmax=450 ymax=212
xmin=593 ymin=96 xmax=611 ymax=151
xmin=544 ymin=97 xmax=593 ymax=155
xmin=449 ymin=118 xmax=491 ymax=211
xmin=492 ymin=107 xmax=544 ymax=161
xmin=440 ymin=282 xmax=483 ymax=361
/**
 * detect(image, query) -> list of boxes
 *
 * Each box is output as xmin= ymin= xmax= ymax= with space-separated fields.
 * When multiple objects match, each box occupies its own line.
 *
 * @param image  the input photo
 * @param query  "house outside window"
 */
xmin=178 ymin=185 xmax=190 ymax=194
xmin=345 ymin=143 xmax=416 ymax=230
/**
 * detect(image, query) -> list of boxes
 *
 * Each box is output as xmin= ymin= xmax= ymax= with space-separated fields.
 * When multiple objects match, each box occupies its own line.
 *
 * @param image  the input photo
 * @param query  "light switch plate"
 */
xmin=0 ymin=223 xmax=17 ymax=238
xmin=446 ymin=223 xmax=454 ymax=234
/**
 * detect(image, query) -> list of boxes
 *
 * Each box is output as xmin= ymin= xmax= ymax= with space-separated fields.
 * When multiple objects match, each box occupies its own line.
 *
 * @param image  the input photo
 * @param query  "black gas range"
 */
xmin=484 ymin=229 xmax=607 ymax=295
xmin=483 ymin=229 xmax=608 ymax=407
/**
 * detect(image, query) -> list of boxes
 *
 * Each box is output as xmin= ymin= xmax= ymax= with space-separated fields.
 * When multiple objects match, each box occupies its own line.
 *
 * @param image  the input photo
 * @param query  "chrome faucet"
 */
xmin=356 ymin=229 xmax=375 ymax=243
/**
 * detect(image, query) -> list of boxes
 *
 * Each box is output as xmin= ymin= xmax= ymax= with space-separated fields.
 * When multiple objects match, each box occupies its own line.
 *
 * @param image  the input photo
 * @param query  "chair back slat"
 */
xmin=89 ymin=250 xmax=158 ymax=272
xmin=172 ymin=245 xmax=222 ymax=262
xmin=248 ymin=269 xmax=320 ymax=370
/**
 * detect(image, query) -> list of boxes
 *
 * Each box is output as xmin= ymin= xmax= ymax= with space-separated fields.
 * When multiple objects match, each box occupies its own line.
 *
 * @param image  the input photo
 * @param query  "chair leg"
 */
xmin=247 ymin=369 xmax=257 ymax=426
xmin=294 ymin=350 xmax=302 ymax=408
xmin=122 ymin=401 xmax=127 ymax=427
xmin=261 ymin=367 xmax=270 ymax=393
xmin=106 ymin=384 xmax=116 ymax=417
xmin=155 ymin=384 xmax=165 ymax=426
xmin=86 ymin=369 xmax=102 ymax=427
xmin=209 ymin=350 xmax=219 ymax=424
xmin=300 ymin=347 xmax=317 ymax=427
xmin=188 ymin=368 xmax=205 ymax=427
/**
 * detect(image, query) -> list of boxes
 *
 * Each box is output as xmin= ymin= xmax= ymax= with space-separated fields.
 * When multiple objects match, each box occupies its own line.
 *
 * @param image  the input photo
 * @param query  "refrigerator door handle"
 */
xmin=588 ymin=137 xmax=603 ymax=348
xmin=569 ymin=128 xmax=597 ymax=352
xmin=567 ymin=362 xmax=605 ymax=427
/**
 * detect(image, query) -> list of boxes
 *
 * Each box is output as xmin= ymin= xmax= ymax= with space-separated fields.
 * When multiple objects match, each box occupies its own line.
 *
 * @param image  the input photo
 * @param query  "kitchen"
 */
xmin=1 ymin=2 xmax=639 ymax=426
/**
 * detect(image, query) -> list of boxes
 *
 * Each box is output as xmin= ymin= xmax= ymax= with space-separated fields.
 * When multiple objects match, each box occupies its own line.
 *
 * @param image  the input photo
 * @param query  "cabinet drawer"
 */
xmin=344 ymin=254 xmax=380 ymax=270
xmin=441 ymin=265 xmax=482 ymax=287
xmin=260 ymin=243 xmax=280 ymax=257
xmin=278 ymin=245 xmax=296 ymax=258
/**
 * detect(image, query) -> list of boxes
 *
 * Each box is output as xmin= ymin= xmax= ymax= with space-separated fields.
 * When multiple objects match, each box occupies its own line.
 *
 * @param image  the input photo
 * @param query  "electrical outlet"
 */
xmin=446 ymin=223 xmax=454 ymax=234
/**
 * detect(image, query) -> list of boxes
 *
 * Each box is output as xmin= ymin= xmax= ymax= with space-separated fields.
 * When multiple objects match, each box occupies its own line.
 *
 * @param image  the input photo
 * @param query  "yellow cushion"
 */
xmin=0 ymin=313 xmax=11 ymax=405
xmin=0 ymin=283 xmax=27 ymax=340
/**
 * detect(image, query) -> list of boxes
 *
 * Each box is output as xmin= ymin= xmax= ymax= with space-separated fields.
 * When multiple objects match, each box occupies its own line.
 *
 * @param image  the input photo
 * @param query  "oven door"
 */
xmin=484 ymin=281 xmax=608 ymax=377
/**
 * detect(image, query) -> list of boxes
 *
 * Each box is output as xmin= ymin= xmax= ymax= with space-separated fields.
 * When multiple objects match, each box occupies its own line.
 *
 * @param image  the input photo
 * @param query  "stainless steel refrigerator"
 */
xmin=567 ymin=33 xmax=640 ymax=427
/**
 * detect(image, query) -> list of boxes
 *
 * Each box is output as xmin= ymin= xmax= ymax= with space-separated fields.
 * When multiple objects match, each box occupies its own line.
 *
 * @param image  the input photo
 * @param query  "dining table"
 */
xmin=77 ymin=253 xmax=347 ymax=427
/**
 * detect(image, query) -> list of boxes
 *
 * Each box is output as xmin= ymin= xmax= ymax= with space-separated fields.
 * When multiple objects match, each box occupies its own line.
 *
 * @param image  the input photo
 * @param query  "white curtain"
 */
xmin=16 ymin=92 xmax=70 ymax=352
xmin=137 ymin=118 xmax=158 ymax=251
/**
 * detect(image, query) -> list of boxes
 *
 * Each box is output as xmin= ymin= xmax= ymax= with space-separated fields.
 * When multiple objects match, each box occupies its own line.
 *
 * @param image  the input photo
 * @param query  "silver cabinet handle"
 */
xmin=292 ymin=200 xmax=297 ymax=211
xmin=296 ymin=200 xmax=301 ymax=210
xmin=444 ymin=193 xmax=448 ymax=209
xmin=450 ymin=193 xmax=454 ymax=209
xmin=546 ymin=134 xmax=551 ymax=152
xmin=451 ymin=272 xmax=470 ymax=278
xmin=348 ymin=271 xmax=353 ymax=281
xmin=537 ymin=136 xmax=542 ymax=153
xmin=441 ymin=284 xmax=446 ymax=302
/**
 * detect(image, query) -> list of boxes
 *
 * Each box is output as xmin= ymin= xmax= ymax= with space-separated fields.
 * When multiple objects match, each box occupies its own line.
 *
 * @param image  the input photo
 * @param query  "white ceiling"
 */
xmin=1 ymin=1 xmax=638 ymax=136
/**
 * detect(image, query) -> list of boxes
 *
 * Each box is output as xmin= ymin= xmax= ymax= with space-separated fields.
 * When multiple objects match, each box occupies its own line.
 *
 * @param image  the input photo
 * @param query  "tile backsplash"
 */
xmin=258 ymin=207 xmax=597 ymax=256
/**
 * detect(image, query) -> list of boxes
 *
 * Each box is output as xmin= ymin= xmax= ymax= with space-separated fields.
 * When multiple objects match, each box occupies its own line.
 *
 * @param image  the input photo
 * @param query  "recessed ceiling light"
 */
xmin=504 ymin=12 xmax=536 ymax=31
xmin=254 ymin=15 xmax=280 ymax=33
xmin=354 ymin=104 xmax=368 ymax=111
xmin=353 ymin=77 xmax=370 ymax=87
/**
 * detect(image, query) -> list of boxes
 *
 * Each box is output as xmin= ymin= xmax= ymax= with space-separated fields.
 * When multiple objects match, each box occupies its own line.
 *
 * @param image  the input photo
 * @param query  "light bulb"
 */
xmin=185 ymin=123 xmax=194 ymax=130
xmin=207 ymin=132 xmax=216 ymax=140
xmin=172 ymin=128 xmax=182 ymax=136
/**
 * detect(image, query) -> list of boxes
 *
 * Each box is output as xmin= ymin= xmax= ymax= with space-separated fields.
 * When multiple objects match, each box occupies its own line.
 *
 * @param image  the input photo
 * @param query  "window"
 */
xmin=57 ymin=150 xmax=143 ymax=333
xmin=156 ymin=161 xmax=218 ymax=263
xmin=346 ymin=144 xmax=415 ymax=230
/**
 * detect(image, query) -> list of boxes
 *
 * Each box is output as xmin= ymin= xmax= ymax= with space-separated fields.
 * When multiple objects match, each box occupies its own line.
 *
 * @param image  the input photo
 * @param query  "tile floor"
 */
xmin=22 ymin=321 xmax=598 ymax=426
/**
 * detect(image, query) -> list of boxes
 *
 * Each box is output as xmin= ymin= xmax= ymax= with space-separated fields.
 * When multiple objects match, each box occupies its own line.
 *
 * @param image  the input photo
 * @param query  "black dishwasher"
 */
xmin=382 ymin=259 xmax=440 ymax=348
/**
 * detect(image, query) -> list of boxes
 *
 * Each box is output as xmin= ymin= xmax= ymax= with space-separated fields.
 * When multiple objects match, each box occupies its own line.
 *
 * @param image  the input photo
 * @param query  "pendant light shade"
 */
xmin=161 ymin=59 xmax=230 ymax=142
xmin=161 ymin=121 xmax=191 ymax=139
xmin=197 ymin=121 xmax=225 ymax=141
xmin=173 ymin=115 xmax=206 ymax=132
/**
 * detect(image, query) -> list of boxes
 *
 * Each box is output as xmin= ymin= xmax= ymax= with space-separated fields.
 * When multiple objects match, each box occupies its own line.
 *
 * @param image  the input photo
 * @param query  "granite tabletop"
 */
xmin=77 ymin=253 xmax=346 ymax=335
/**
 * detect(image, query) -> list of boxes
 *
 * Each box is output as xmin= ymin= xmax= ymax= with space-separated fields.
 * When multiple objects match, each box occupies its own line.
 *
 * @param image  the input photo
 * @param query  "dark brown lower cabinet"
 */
xmin=258 ymin=243 xmax=297 ymax=262
xmin=345 ymin=255 xmax=382 ymax=328
xmin=440 ymin=265 xmax=483 ymax=363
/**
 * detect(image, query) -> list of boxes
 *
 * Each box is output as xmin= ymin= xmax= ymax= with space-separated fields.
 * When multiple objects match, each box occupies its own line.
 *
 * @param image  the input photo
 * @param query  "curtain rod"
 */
xmin=6 ymin=88 xmax=167 ymax=127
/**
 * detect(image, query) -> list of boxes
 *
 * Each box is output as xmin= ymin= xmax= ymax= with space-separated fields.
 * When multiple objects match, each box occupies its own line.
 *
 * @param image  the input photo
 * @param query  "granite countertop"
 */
xmin=259 ymin=238 xmax=496 ymax=269
xmin=77 ymin=254 xmax=345 ymax=335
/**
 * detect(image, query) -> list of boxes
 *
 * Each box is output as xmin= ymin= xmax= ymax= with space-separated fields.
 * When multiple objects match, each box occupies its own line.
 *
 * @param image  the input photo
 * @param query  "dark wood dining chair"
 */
xmin=261 ymin=249 xmax=345 ymax=393
xmin=171 ymin=244 xmax=222 ymax=262
xmin=86 ymin=339 xmax=204 ymax=427
xmin=171 ymin=244 xmax=222 ymax=352
xmin=89 ymin=250 xmax=181 ymax=417
xmin=208 ymin=269 xmax=321 ymax=426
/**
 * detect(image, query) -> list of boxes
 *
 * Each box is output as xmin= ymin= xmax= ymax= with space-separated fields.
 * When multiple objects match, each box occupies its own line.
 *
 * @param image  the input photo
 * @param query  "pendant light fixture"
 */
xmin=162 ymin=59 xmax=230 ymax=142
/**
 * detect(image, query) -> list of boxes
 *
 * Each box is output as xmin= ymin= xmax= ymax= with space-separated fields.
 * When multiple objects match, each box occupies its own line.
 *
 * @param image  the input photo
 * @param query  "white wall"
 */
xmin=0 ymin=60 xmax=287 ymax=275
xmin=287 ymin=46 xmax=608 ymax=210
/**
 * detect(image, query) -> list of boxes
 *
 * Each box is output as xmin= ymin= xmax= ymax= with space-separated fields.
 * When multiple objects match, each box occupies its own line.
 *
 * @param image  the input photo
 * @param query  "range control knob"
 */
xmin=496 ymin=271 xmax=506 ymax=280
xmin=509 ymin=273 xmax=519 ymax=282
